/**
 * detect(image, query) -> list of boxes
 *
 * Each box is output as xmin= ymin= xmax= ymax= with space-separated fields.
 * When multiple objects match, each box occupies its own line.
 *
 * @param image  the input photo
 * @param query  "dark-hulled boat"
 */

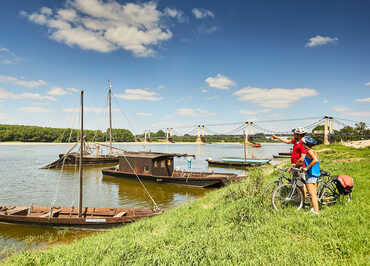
xmin=0 ymin=90 xmax=161 ymax=229
xmin=0 ymin=206 xmax=159 ymax=229
xmin=102 ymin=152 xmax=238 ymax=188
xmin=273 ymin=154 xmax=291 ymax=158
xmin=278 ymin=152 xmax=292 ymax=156
xmin=207 ymin=157 xmax=270 ymax=167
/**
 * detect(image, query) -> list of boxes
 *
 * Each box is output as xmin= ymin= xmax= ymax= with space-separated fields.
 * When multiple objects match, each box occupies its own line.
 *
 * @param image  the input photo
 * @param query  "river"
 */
xmin=0 ymin=142 xmax=289 ymax=256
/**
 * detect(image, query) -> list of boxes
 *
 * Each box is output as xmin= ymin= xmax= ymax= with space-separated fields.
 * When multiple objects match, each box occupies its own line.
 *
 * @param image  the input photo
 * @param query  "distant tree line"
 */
xmin=0 ymin=124 xmax=135 ymax=142
xmin=312 ymin=122 xmax=370 ymax=143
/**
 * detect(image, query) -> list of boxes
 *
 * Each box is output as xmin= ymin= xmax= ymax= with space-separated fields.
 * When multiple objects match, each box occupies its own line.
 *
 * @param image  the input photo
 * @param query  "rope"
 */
xmin=120 ymin=155 xmax=160 ymax=211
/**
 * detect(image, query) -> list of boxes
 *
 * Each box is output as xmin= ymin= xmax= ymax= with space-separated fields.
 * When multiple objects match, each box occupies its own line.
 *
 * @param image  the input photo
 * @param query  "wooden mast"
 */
xmin=108 ymin=81 xmax=113 ymax=155
xmin=78 ymin=89 xmax=84 ymax=217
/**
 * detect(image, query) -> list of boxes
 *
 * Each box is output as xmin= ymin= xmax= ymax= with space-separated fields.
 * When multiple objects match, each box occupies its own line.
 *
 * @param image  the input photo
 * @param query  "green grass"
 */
xmin=4 ymin=145 xmax=370 ymax=265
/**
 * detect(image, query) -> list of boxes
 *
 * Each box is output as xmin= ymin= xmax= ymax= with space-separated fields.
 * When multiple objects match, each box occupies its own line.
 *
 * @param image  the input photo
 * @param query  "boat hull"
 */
xmin=0 ymin=206 xmax=160 ymax=229
xmin=41 ymin=153 xmax=119 ymax=169
xmin=102 ymin=168 xmax=237 ymax=188
xmin=207 ymin=159 xmax=270 ymax=167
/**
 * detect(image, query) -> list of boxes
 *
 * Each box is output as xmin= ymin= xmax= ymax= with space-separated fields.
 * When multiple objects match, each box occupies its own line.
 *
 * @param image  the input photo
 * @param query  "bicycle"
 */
xmin=271 ymin=168 xmax=352 ymax=211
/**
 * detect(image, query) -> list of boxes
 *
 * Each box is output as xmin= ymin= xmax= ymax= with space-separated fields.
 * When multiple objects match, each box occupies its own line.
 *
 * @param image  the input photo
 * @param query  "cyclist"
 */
xmin=272 ymin=127 xmax=307 ymax=167
xmin=301 ymin=136 xmax=320 ymax=215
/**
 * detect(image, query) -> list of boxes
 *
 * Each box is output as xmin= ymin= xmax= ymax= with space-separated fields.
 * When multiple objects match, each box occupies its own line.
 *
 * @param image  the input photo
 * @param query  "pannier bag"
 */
xmin=336 ymin=175 xmax=354 ymax=195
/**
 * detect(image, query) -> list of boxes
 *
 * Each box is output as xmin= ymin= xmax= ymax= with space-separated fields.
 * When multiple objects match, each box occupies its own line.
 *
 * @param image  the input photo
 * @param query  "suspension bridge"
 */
xmin=138 ymin=116 xmax=369 ymax=145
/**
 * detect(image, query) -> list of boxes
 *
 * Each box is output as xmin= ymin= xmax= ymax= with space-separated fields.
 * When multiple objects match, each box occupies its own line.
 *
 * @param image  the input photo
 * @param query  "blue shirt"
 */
xmin=304 ymin=155 xmax=321 ymax=177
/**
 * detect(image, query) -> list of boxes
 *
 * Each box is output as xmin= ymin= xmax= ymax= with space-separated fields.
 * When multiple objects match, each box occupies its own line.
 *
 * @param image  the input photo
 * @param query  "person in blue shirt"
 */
xmin=301 ymin=136 xmax=320 ymax=215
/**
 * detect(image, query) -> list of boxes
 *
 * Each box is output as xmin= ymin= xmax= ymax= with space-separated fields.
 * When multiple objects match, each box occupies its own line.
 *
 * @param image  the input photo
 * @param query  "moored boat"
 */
xmin=273 ymin=154 xmax=291 ymax=159
xmin=102 ymin=152 xmax=239 ymax=188
xmin=0 ymin=206 xmax=158 ymax=229
xmin=207 ymin=157 xmax=270 ymax=167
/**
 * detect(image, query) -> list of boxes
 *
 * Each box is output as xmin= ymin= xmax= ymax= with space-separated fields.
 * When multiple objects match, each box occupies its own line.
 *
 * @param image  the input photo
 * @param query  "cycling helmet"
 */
xmin=302 ymin=136 xmax=318 ymax=146
xmin=293 ymin=127 xmax=306 ymax=135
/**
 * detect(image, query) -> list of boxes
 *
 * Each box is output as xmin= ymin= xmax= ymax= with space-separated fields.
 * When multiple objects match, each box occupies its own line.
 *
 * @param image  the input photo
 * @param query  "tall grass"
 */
xmin=4 ymin=145 xmax=370 ymax=265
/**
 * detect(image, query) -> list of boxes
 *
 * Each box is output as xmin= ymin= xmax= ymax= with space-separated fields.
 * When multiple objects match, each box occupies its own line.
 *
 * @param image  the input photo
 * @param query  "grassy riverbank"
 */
xmin=5 ymin=144 xmax=370 ymax=265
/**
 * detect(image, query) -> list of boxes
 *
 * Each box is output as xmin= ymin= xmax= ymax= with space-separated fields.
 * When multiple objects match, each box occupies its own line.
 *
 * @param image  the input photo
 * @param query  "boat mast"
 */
xmin=108 ymin=80 xmax=113 ymax=155
xmin=78 ymin=89 xmax=84 ymax=217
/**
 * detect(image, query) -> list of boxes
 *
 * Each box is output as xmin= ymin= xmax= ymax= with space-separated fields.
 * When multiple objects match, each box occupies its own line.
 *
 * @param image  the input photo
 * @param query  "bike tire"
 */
xmin=272 ymin=183 xmax=304 ymax=211
xmin=262 ymin=181 xmax=280 ymax=200
xmin=319 ymin=179 xmax=340 ymax=206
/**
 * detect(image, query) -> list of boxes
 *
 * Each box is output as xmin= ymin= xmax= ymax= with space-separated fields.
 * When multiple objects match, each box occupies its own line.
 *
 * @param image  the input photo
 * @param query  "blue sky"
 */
xmin=0 ymin=0 xmax=369 ymax=134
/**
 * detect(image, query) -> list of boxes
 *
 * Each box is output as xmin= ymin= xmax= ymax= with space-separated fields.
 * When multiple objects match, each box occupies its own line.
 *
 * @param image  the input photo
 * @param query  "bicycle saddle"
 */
xmin=320 ymin=170 xmax=330 ymax=176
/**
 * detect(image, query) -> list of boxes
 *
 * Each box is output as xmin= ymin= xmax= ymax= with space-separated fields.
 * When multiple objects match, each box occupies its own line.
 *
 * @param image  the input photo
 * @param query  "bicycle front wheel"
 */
xmin=262 ymin=181 xmax=280 ymax=203
xmin=272 ymin=183 xmax=304 ymax=211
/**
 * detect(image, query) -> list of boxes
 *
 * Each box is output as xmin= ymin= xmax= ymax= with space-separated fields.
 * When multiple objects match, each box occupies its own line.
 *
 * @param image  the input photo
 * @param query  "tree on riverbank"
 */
xmin=0 ymin=124 xmax=135 ymax=142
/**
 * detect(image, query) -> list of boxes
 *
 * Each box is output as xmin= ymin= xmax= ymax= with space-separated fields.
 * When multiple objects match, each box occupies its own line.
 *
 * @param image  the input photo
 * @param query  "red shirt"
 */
xmin=290 ymin=139 xmax=307 ymax=164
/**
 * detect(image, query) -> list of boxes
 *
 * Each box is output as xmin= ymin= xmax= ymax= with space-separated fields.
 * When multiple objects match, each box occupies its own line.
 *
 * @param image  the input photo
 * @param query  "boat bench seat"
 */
xmin=7 ymin=207 xmax=29 ymax=215
xmin=114 ymin=211 xmax=126 ymax=218
xmin=40 ymin=209 xmax=62 ymax=218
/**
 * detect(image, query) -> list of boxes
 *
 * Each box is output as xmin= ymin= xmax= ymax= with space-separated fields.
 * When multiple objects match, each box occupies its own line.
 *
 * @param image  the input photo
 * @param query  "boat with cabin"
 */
xmin=102 ymin=152 xmax=239 ymax=188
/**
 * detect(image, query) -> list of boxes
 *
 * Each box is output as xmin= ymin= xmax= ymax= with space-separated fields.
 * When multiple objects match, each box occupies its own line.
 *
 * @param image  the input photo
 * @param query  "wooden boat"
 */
xmin=207 ymin=157 xmax=270 ymax=167
xmin=41 ymin=150 xmax=120 ymax=169
xmin=0 ymin=206 xmax=158 ymax=229
xmin=0 ymin=90 xmax=161 ymax=229
xmin=273 ymin=154 xmax=291 ymax=159
xmin=251 ymin=143 xmax=262 ymax=148
xmin=42 ymin=81 xmax=122 ymax=169
xmin=102 ymin=152 xmax=238 ymax=188
xmin=278 ymin=152 xmax=292 ymax=156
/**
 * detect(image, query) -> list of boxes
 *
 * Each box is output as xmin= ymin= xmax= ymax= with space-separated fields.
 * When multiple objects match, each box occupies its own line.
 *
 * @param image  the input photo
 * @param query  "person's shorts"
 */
xmin=305 ymin=176 xmax=318 ymax=184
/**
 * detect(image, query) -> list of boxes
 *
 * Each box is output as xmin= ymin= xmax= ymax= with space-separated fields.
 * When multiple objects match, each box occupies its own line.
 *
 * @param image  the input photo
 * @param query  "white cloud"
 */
xmin=192 ymin=8 xmax=215 ymax=19
xmin=346 ymin=111 xmax=370 ymax=117
xmin=356 ymin=97 xmax=370 ymax=103
xmin=333 ymin=106 xmax=350 ymax=112
xmin=333 ymin=105 xmax=370 ymax=117
xmin=305 ymin=35 xmax=338 ymax=47
xmin=0 ymin=75 xmax=47 ymax=88
xmin=176 ymin=108 xmax=216 ymax=117
xmin=323 ymin=99 xmax=329 ymax=104
xmin=364 ymin=82 xmax=370 ymax=86
xmin=201 ymin=89 xmax=208 ymax=93
xmin=48 ymin=87 xmax=68 ymax=96
xmin=207 ymin=95 xmax=218 ymax=100
xmin=18 ymin=106 xmax=53 ymax=113
xmin=64 ymin=107 xmax=118 ymax=113
xmin=0 ymin=47 xmax=21 ymax=64
xmin=66 ymin=87 xmax=79 ymax=93
xmin=164 ymin=8 xmax=185 ymax=23
xmin=233 ymin=86 xmax=318 ymax=108
xmin=205 ymin=74 xmax=236 ymax=90
xmin=114 ymin=88 xmax=162 ymax=101
xmin=240 ymin=109 xmax=271 ymax=115
xmin=21 ymin=0 xmax=179 ymax=57
xmin=136 ymin=112 xmax=152 ymax=117
xmin=0 ymin=88 xmax=56 ymax=101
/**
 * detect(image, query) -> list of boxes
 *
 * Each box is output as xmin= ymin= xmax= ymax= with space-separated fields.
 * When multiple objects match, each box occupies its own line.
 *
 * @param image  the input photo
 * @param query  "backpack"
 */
xmin=335 ymin=175 xmax=354 ymax=195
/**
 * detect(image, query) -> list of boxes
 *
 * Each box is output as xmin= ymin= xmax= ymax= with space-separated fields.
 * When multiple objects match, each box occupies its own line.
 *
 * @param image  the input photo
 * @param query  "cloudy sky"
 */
xmin=0 ymin=0 xmax=369 ymax=133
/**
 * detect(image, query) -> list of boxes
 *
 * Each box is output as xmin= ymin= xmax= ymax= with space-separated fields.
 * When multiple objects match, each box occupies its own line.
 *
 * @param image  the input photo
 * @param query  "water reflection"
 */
xmin=102 ymin=175 xmax=208 ymax=210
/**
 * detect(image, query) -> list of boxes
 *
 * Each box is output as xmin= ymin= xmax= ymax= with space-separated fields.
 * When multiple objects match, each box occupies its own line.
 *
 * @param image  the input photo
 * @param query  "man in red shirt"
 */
xmin=272 ymin=127 xmax=307 ymax=167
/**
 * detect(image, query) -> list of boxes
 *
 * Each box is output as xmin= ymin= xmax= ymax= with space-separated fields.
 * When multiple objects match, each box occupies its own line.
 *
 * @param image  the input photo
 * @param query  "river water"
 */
xmin=0 ymin=143 xmax=289 ymax=255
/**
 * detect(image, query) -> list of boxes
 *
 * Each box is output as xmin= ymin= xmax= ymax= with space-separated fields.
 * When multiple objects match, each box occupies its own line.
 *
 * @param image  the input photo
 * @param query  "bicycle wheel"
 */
xmin=262 ymin=181 xmax=280 ymax=203
xmin=319 ymin=179 xmax=340 ymax=206
xmin=272 ymin=183 xmax=304 ymax=211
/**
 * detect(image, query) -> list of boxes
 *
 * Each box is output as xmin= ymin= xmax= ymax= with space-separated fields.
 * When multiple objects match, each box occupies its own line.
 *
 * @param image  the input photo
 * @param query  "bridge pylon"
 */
xmin=196 ymin=125 xmax=205 ymax=144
